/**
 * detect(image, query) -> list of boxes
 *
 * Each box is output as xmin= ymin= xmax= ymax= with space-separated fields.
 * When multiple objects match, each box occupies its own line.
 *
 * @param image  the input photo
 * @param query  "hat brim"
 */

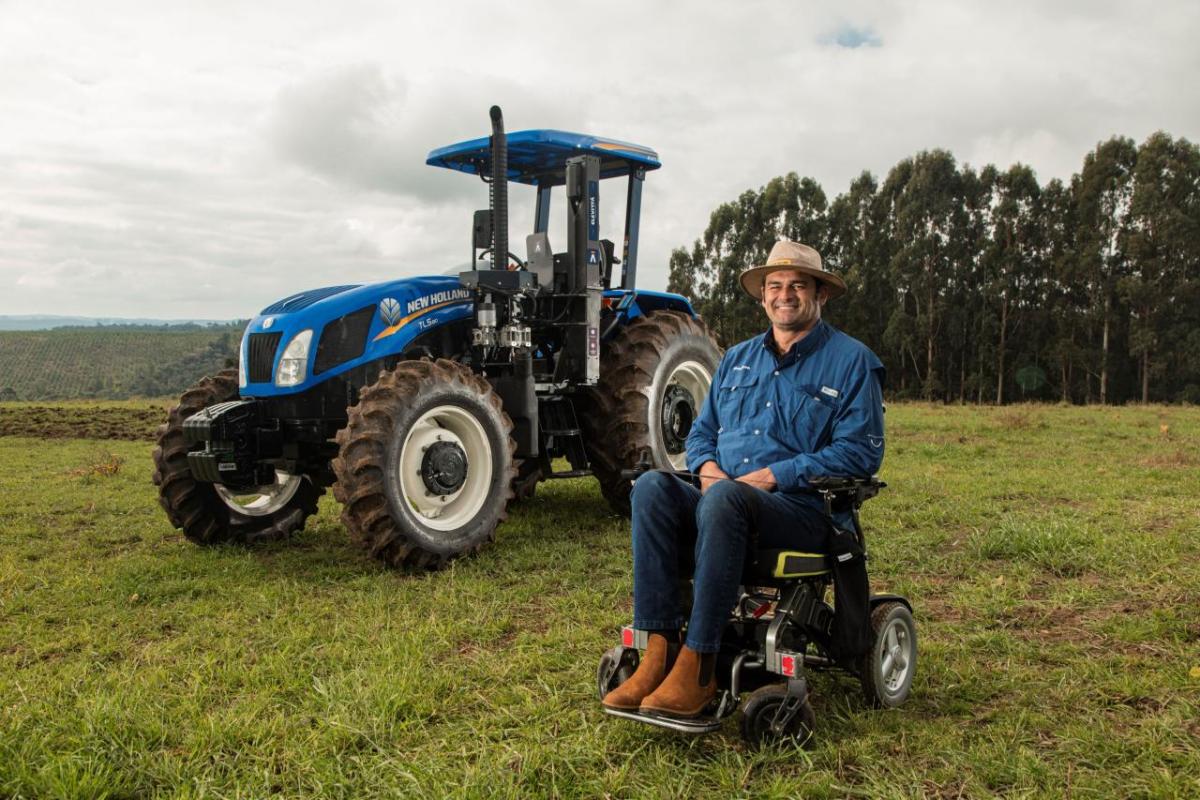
xmin=739 ymin=264 xmax=847 ymax=301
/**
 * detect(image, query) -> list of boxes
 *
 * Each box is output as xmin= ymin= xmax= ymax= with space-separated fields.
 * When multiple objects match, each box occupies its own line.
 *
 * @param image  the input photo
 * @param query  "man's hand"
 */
xmin=697 ymin=460 xmax=729 ymax=495
xmin=737 ymin=466 xmax=777 ymax=492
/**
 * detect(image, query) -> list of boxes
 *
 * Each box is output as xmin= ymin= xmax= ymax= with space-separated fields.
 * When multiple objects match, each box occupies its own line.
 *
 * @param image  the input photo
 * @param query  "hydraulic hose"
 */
xmin=489 ymin=105 xmax=508 ymax=269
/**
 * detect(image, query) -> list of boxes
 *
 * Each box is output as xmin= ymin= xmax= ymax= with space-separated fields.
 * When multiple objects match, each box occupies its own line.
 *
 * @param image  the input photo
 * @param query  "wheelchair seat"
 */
xmin=744 ymin=550 xmax=830 ymax=583
xmin=740 ymin=476 xmax=884 ymax=586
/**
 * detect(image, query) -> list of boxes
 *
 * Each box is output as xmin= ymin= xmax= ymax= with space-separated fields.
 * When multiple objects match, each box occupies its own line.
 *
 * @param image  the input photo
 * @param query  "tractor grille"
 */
xmin=314 ymin=306 xmax=375 ymax=375
xmin=247 ymin=332 xmax=282 ymax=383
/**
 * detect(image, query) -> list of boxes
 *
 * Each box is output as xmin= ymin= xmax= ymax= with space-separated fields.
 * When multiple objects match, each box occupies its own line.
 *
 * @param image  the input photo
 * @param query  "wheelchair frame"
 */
xmin=598 ymin=475 xmax=916 ymax=746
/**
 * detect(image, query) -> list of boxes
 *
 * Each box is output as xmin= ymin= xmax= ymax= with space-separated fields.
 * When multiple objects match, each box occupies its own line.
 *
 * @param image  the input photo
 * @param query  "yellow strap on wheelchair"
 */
xmin=772 ymin=551 xmax=830 ymax=578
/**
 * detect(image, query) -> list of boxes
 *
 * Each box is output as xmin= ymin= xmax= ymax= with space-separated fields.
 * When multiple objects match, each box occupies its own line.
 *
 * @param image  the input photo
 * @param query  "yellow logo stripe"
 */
xmin=593 ymin=141 xmax=657 ymax=157
xmin=371 ymin=298 xmax=471 ymax=342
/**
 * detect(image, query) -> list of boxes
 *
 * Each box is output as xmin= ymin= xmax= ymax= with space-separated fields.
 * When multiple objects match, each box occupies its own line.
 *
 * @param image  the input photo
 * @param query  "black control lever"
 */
xmin=620 ymin=450 xmax=655 ymax=481
xmin=620 ymin=450 xmax=696 ymax=486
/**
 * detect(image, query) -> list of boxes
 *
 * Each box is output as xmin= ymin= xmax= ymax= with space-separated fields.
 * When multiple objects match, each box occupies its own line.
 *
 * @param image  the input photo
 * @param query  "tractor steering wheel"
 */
xmin=476 ymin=248 xmax=526 ymax=270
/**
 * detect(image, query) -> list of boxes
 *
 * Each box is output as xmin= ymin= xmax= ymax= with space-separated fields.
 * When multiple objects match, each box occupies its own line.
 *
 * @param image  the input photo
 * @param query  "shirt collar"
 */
xmin=761 ymin=320 xmax=829 ymax=366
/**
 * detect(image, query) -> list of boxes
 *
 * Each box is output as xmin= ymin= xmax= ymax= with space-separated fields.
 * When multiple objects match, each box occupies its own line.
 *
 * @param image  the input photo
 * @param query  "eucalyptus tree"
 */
xmin=878 ymin=150 xmax=969 ymax=400
xmin=1121 ymin=132 xmax=1200 ymax=402
xmin=984 ymin=163 xmax=1041 ymax=403
xmin=824 ymin=171 xmax=892 ymax=370
xmin=1073 ymin=137 xmax=1137 ymax=404
xmin=1040 ymin=178 xmax=1086 ymax=402
xmin=958 ymin=164 xmax=997 ymax=403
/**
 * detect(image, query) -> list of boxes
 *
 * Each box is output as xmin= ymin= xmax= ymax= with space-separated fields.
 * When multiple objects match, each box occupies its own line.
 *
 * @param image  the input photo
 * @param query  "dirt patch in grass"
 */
xmin=0 ymin=404 xmax=166 ymax=440
xmin=916 ymin=576 xmax=973 ymax=624
xmin=66 ymin=451 xmax=126 ymax=479
xmin=909 ymin=431 xmax=977 ymax=446
xmin=993 ymin=408 xmax=1049 ymax=430
xmin=1001 ymin=587 xmax=1191 ymax=657
xmin=1138 ymin=448 xmax=1200 ymax=468
xmin=990 ymin=491 xmax=1094 ymax=513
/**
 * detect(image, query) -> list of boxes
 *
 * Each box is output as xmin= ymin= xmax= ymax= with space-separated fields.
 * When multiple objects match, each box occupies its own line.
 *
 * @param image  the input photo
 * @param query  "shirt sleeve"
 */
xmin=767 ymin=361 xmax=885 ymax=492
xmin=685 ymin=353 xmax=727 ymax=474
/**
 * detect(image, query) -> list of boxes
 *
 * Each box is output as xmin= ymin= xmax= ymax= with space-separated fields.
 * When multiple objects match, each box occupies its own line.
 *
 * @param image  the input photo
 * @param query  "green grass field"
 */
xmin=1 ymin=403 xmax=1197 ymax=798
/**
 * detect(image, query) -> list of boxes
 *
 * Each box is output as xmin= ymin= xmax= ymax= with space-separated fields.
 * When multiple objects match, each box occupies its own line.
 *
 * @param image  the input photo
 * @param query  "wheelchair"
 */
xmin=597 ymin=474 xmax=916 ymax=747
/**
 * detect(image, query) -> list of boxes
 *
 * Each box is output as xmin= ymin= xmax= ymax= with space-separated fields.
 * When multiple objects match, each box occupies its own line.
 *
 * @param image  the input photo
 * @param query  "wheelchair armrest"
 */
xmin=808 ymin=476 xmax=860 ymax=491
xmin=808 ymin=475 xmax=886 ymax=510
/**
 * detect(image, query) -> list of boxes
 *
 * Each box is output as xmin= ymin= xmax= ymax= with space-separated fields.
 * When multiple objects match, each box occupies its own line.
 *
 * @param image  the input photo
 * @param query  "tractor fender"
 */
xmin=624 ymin=289 xmax=696 ymax=318
xmin=601 ymin=290 xmax=698 ymax=335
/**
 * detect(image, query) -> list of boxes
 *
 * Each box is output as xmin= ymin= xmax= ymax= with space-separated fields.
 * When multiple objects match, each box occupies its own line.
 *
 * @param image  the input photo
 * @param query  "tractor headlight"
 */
xmin=274 ymin=329 xmax=313 ymax=387
xmin=238 ymin=348 xmax=247 ymax=388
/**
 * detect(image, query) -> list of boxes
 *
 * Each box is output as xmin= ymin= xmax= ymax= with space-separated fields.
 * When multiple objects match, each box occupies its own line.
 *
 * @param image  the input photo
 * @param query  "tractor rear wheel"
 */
xmin=332 ymin=359 xmax=516 ymax=569
xmin=582 ymin=310 xmax=721 ymax=515
xmin=152 ymin=369 xmax=324 ymax=544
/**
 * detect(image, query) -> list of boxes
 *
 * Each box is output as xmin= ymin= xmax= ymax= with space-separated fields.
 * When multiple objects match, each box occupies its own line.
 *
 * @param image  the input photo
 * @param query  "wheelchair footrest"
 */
xmin=601 ymin=707 xmax=722 ymax=734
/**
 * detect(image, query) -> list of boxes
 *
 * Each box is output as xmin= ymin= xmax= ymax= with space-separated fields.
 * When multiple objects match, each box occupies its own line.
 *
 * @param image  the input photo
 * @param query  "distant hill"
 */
xmin=0 ymin=324 xmax=244 ymax=400
xmin=0 ymin=315 xmax=236 ymax=331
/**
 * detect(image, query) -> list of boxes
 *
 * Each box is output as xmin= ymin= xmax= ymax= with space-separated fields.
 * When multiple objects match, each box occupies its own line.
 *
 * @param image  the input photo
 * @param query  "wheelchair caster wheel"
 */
xmin=596 ymin=645 xmax=639 ymax=701
xmin=740 ymin=684 xmax=815 ymax=748
xmin=860 ymin=601 xmax=917 ymax=708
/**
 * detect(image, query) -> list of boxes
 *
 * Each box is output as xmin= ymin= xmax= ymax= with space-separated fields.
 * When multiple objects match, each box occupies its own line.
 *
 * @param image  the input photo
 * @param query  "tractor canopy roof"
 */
xmin=426 ymin=129 xmax=660 ymax=186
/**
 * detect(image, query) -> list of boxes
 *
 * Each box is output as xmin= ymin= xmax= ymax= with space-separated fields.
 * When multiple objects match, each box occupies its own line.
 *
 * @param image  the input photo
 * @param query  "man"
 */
xmin=601 ymin=240 xmax=886 ymax=719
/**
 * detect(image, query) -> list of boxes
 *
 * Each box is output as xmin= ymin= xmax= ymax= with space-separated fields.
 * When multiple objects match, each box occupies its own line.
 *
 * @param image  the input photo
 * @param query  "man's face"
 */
xmin=761 ymin=269 xmax=826 ymax=331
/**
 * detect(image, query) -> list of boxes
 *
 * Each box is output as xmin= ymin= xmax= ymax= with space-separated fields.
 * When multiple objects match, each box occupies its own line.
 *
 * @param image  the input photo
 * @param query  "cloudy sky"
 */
xmin=2 ymin=0 xmax=1197 ymax=319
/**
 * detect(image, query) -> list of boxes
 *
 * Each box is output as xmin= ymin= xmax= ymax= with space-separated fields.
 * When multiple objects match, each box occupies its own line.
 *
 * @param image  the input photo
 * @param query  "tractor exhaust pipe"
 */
xmin=489 ymin=105 xmax=508 ymax=269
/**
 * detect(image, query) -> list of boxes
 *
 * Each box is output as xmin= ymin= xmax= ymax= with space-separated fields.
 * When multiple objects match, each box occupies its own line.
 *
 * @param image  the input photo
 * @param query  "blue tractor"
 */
xmin=153 ymin=107 xmax=721 ymax=568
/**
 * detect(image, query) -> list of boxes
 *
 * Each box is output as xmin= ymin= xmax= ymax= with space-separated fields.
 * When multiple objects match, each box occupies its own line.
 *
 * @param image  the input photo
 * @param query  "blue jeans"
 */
xmin=630 ymin=471 xmax=832 ymax=653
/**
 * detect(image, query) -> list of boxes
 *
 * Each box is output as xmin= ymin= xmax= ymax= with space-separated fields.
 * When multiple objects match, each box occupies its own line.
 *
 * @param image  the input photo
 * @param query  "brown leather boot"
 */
xmin=639 ymin=645 xmax=717 ymax=719
xmin=601 ymin=633 xmax=679 ymax=711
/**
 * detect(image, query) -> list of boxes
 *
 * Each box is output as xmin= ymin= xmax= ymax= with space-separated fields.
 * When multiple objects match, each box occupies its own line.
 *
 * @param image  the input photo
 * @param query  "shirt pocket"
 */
xmin=716 ymin=371 xmax=759 ymax=429
xmin=787 ymin=384 xmax=841 ymax=446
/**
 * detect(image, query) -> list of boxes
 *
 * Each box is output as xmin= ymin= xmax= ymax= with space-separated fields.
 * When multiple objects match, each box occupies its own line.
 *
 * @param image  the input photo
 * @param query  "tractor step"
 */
xmin=538 ymin=395 xmax=589 ymax=472
xmin=545 ymin=469 xmax=591 ymax=479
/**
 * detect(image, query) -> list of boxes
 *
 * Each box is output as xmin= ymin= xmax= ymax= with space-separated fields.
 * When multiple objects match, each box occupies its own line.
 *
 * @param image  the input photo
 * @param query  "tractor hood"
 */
xmin=238 ymin=275 xmax=473 ymax=397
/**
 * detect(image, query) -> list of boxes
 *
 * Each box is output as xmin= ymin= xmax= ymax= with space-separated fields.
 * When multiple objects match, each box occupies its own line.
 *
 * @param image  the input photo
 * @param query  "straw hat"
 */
xmin=739 ymin=240 xmax=847 ymax=300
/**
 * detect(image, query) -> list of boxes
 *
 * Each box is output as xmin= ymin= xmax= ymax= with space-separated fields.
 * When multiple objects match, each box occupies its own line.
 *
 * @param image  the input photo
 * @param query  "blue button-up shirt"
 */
xmin=685 ymin=320 xmax=885 ymax=521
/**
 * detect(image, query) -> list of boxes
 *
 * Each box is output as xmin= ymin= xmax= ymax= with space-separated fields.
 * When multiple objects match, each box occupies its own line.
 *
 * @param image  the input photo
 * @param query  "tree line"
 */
xmin=667 ymin=133 xmax=1200 ymax=404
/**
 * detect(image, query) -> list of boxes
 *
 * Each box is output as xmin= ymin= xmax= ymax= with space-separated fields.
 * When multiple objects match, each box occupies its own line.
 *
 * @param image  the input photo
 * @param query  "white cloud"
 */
xmin=0 ymin=0 xmax=1197 ymax=317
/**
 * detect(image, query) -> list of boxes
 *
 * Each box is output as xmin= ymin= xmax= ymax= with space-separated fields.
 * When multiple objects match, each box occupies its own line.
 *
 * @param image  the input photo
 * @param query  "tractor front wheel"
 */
xmin=332 ymin=359 xmax=516 ymax=569
xmin=582 ymin=311 xmax=722 ymax=515
xmin=152 ymin=369 xmax=324 ymax=544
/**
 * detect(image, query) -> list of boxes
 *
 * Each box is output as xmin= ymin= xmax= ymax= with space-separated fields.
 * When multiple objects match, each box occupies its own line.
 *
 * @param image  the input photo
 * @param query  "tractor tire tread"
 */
xmin=152 ymin=368 xmax=323 ymax=545
xmin=581 ymin=311 xmax=721 ymax=514
xmin=333 ymin=358 xmax=516 ymax=570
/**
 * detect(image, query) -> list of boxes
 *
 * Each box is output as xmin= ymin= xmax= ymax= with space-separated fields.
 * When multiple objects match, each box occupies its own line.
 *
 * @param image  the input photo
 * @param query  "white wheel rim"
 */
xmin=398 ymin=404 xmax=493 ymax=531
xmin=214 ymin=470 xmax=303 ymax=517
xmin=660 ymin=359 xmax=712 ymax=470
xmin=879 ymin=617 xmax=913 ymax=694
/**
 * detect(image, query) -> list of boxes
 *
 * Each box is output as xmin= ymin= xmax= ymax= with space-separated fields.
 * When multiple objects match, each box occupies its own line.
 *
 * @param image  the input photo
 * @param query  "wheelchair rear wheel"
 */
xmin=740 ymin=684 xmax=815 ymax=748
xmin=860 ymin=601 xmax=917 ymax=708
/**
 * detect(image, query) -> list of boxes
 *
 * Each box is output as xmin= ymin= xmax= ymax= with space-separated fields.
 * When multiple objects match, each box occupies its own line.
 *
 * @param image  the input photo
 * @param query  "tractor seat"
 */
xmin=744 ymin=549 xmax=831 ymax=584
